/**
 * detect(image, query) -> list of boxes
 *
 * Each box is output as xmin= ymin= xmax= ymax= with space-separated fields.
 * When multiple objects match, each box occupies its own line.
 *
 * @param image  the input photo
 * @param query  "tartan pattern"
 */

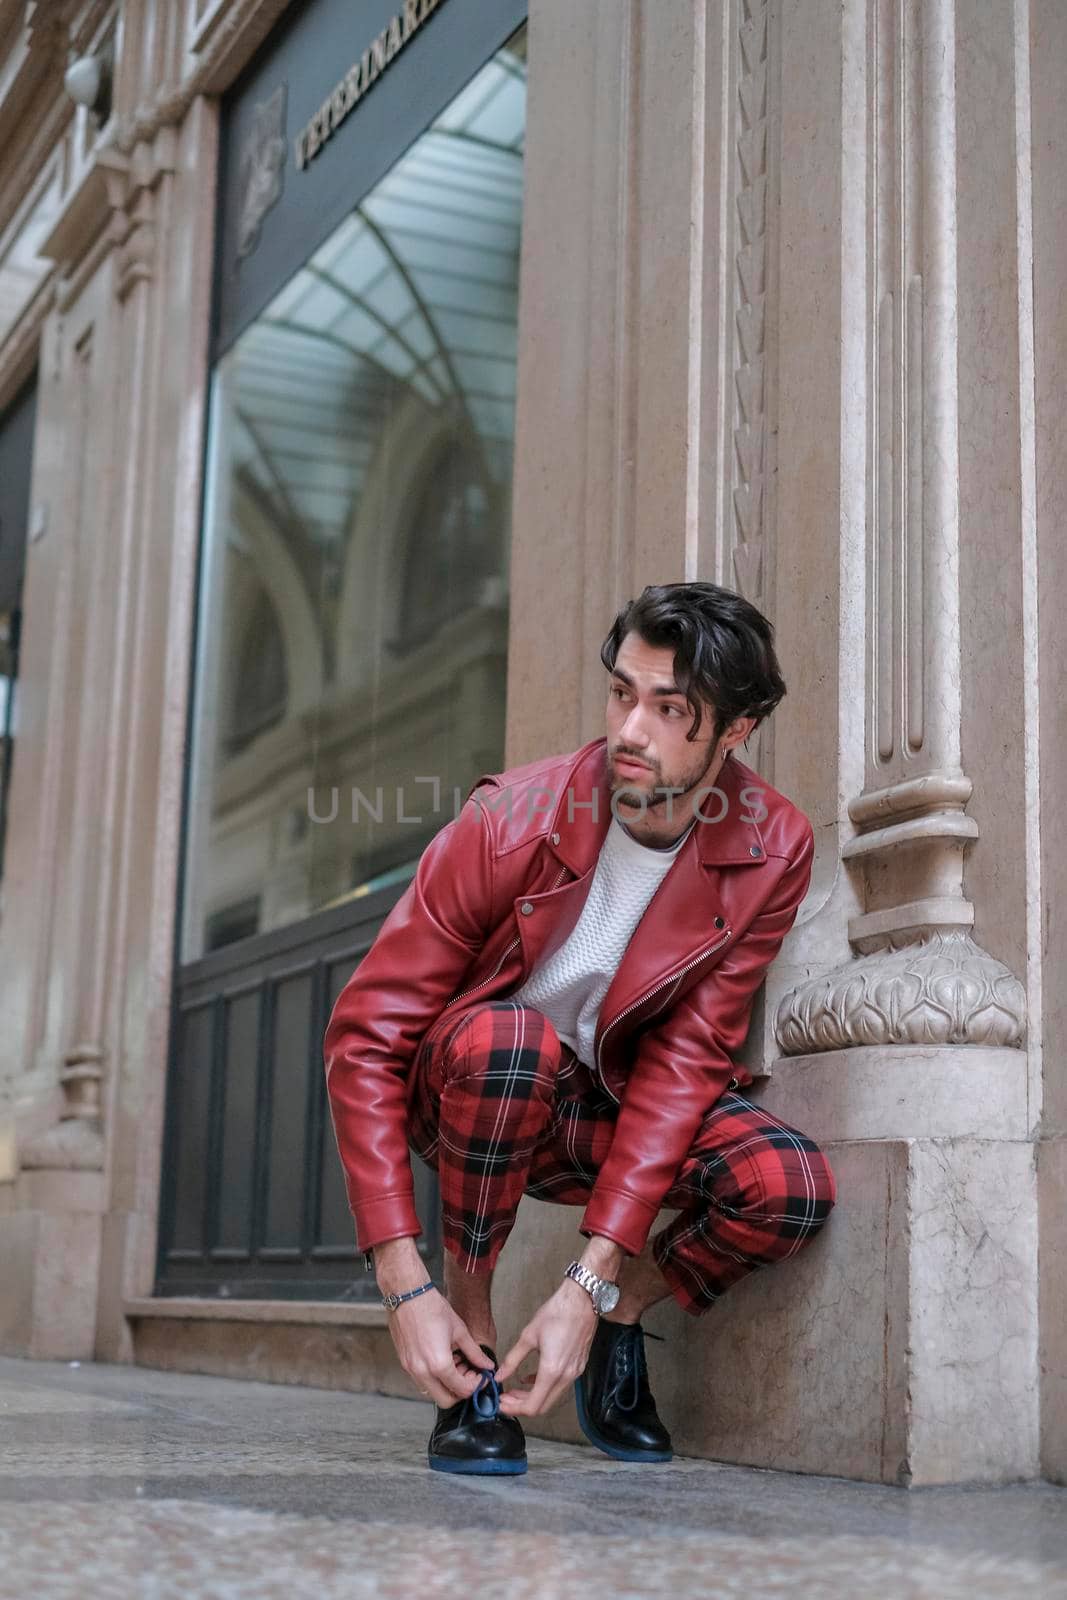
xmin=409 ymin=1002 xmax=566 ymax=1272
xmin=409 ymin=1001 xmax=837 ymax=1313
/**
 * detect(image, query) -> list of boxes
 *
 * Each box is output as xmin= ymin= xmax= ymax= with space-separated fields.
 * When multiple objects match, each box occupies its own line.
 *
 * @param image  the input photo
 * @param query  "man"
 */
xmin=324 ymin=582 xmax=837 ymax=1475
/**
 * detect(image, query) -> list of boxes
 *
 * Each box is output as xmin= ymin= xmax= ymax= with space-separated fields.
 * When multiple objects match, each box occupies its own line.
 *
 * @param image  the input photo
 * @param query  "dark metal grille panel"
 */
xmin=157 ymin=884 xmax=441 ymax=1298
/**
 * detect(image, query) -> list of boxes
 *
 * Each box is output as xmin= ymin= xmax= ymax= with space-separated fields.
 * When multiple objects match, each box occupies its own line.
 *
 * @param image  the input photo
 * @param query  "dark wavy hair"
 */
xmin=600 ymin=582 xmax=787 ymax=745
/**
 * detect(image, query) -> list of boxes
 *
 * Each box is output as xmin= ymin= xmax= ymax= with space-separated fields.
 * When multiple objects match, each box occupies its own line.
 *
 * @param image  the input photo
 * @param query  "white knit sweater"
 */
xmin=509 ymin=815 xmax=695 ymax=1067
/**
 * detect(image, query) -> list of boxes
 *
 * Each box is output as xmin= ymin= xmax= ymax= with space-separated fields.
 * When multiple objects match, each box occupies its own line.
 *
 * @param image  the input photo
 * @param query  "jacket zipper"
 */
xmin=442 ymin=864 xmax=569 ymax=1012
xmin=593 ymin=927 xmax=733 ymax=1104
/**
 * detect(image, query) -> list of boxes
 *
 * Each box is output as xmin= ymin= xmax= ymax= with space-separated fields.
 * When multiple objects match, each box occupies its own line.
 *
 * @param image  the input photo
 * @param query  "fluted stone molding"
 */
xmin=730 ymin=0 xmax=771 ymax=604
xmin=775 ymin=0 xmax=1027 ymax=1052
xmin=776 ymin=0 xmax=1025 ymax=1053
xmin=776 ymin=930 xmax=1026 ymax=1056
xmin=858 ymin=0 xmax=972 ymax=905
xmin=866 ymin=0 xmax=962 ymax=788
xmin=728 ymin=0 xmax=777 ymax=779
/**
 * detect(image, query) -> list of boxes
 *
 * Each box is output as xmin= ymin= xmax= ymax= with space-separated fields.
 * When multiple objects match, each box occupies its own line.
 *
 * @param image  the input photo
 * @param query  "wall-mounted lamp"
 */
xmin=63 ymin=46 xmax=112 ymax=124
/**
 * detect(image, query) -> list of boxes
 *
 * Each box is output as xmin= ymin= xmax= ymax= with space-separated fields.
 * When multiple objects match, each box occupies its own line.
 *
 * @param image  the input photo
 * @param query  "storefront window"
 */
xmin=181 ymin=27 xmax=526 ymax=963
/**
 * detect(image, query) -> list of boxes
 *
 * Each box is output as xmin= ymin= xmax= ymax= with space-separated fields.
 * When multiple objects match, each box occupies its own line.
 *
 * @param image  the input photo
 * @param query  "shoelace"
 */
xmin=606 ymin=1327 xmax=664 ymax=1412
xmin=470 ymin=1369 xmax=502 ymax=1419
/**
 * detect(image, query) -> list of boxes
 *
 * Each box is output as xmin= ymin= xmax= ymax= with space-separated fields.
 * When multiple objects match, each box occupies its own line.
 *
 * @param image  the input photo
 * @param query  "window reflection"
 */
xmin=182 ymin=27 xmax=526 ymax=962
xmin=228 ymin=588 xmax=288 ymax=756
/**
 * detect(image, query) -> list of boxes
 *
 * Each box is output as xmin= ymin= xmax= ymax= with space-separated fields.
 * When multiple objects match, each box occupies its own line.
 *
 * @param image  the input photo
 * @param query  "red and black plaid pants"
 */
xmin=408 ymin=1001 xmax=837 ymax=1317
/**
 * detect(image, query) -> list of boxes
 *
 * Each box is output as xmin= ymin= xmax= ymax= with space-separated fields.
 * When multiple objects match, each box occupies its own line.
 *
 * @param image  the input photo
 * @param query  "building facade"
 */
xmin=0 ymin=0 xmax=1063 ymax=1487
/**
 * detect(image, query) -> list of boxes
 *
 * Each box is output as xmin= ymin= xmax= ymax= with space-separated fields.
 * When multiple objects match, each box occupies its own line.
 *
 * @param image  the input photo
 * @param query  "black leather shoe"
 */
xmin=574 ymin=1320 xmax=673 ymax=1462
xmin=427 ymin=1345 xmax=528 ymax=1475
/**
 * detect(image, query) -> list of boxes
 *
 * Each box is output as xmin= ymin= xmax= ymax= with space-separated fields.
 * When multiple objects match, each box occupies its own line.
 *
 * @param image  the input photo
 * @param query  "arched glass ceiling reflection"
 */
xmin=225 ymin=31 xmax=526 ymax=560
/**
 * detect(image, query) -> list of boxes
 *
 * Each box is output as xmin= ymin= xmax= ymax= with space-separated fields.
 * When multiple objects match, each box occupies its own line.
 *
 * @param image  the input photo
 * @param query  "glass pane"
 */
xmin=181 ymin=27 xmax=526 ymax=963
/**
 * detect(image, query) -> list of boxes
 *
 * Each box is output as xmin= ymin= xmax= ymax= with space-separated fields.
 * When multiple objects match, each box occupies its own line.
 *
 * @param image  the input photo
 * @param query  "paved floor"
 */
xmin=0 ymin=1358 xmax=1065 ymax=1599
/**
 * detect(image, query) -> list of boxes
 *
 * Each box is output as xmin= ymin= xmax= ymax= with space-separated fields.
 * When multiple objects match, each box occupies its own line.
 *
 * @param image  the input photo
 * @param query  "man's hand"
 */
xmin=495 ymin=1279 xmax=599 ymax=1417
xmin=375 ymin=1238 xmax=488 ymax=1407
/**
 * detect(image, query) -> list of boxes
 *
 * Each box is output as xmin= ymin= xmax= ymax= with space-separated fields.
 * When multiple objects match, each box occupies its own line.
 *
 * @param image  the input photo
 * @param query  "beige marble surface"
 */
xmin=1039 ymin=1137 xmax=1067 ymax=1482
xmin=1 ymin=1358 xmax=1065 ymax=1600
xmin=2 ymin=1500 xmax=1065 ymax=1600
xmin=494 ymin=1130 xmax=1040 ymax=1487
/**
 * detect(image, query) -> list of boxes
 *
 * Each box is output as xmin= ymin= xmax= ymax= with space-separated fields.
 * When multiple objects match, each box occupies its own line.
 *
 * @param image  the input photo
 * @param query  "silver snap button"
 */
xmin=551 ymin=832 xmax=560 ymax=845
xmin=520 ymin=902 xmax=534 ymax=915
xmin=749 ymin=845 xmax=761 ymax=857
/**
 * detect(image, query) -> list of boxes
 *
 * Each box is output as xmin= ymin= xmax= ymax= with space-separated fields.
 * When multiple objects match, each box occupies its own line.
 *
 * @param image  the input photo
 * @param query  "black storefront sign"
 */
xmin=214 ymin=0 xmax=526 ymax=359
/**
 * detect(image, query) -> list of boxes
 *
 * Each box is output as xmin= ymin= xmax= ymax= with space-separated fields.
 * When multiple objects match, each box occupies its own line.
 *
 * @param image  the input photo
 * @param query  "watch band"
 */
xmin=564 ymin=1259 xmax=622 ymax=1316
xmin=565 ymin=1261 xmax=604 ymax=1298
xmin=381 ymin=1279 xmax=436 ymax=1312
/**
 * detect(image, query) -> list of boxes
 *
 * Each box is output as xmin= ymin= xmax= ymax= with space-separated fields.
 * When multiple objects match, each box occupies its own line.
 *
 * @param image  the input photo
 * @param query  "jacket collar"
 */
xmin=545 ymin=737 xmax=767 ymax=878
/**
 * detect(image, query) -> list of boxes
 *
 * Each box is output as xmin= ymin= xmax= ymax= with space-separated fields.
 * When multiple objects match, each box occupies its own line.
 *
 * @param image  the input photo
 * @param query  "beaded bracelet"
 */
xmin=381 ymin=1279 xmax=436 ymax=1312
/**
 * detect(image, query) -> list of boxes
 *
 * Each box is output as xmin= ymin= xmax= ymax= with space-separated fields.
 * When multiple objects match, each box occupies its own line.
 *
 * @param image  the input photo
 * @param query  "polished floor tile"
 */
xmin=0 ymin=1357 xmax=1065 ymax=1599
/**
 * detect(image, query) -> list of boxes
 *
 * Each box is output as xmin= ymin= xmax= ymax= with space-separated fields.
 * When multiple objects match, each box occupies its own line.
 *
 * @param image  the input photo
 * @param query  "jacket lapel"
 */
xmin=513 ymin=740 xmax=613 ymax=977
xmin=541 ymin=738 xmax=614 ymax=877
xmin=590 ymin=749 xmax=768 ymax=1036
xmin=501 ymin=737 xmax=769 ymax=1036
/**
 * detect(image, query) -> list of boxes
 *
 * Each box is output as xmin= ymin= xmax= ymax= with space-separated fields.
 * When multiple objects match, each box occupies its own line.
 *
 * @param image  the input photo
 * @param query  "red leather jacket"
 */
xmin=324 ymin=736 xmax=814 ymax=1259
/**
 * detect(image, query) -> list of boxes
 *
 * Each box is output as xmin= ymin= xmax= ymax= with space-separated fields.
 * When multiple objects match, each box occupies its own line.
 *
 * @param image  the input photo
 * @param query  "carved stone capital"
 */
xmin=775 ymin=931 xmax=1026 ymax=1054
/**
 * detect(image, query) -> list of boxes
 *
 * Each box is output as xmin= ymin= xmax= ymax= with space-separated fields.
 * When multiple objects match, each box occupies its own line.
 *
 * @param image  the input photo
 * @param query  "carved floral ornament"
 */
xmin=775 ymin=931 xmax=1027 ymax=1055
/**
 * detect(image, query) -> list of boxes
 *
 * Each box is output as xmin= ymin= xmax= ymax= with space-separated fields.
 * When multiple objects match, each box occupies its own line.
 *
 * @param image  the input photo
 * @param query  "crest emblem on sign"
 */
xmin=236 ymin=83 xmax=288 ymax=260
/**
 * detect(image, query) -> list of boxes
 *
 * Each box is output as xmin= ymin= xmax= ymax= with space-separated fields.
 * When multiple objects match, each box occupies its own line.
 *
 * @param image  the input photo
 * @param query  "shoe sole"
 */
xmin=428 ymin=1454 xmax=528 ymax=1475
xmin=573 ymin=1379 xmax=673 ymax=1464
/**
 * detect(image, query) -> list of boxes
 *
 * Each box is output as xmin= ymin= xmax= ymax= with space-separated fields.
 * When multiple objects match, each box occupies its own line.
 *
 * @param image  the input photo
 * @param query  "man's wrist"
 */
xmin=577 ymin=1235 xmax=625 ymax=1281
xmin=373 ymin=1237 xmax=427 ymax=1296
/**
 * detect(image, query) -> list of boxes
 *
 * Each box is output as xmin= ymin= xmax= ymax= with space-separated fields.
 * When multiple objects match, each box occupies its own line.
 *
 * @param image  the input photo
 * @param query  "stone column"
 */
xmin=0 ymin=30 xmax=218 ymax=1355
xmin=504 ymin=0 xmax=1052 ymax=1486
xmin=89 ymin=99 xmax=221 ymax=1362
xmin=764 ymin=0 xmax=1042 ymax=1483
xmin=1029 ymin=0 xmax=1067 ymax=1487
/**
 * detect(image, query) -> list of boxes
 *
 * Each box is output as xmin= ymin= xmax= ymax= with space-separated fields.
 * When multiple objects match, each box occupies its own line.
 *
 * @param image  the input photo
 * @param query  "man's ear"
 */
xmin=725 ymin=714 xmax=758 ymax=751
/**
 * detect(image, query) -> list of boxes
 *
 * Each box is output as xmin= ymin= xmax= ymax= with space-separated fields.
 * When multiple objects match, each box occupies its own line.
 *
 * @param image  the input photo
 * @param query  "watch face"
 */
xmin=595 ymin=1282 xmax=621 ymax=1315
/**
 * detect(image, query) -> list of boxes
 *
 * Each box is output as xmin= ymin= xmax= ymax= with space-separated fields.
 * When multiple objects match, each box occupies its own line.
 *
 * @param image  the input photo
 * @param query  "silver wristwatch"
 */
xmin=564 ymin=1259 xmax=621 ymax=1316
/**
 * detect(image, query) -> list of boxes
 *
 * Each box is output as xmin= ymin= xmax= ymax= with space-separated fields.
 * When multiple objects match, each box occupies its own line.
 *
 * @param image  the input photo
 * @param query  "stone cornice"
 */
xmin=108 ymin=0 xmax=297 ymax=155
xmin=0 ymin=271 xmax=53 ymax=413
xmin=188 ymin=0 xmax=298 ymax=92
xmin=0 ymin=93 xmax=72 ymax=241
xmin=66 ymin=0 xmax=116 ymax=55
xmin=39 ymin=128 xmax=178 ymax=293
xmin=0 ymin=14 xmax=72 ymax=238
xmin=0 ymin=0 xmax=24 ymax=53
xmin=39 ymin=145 xmax=128 ymax=275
